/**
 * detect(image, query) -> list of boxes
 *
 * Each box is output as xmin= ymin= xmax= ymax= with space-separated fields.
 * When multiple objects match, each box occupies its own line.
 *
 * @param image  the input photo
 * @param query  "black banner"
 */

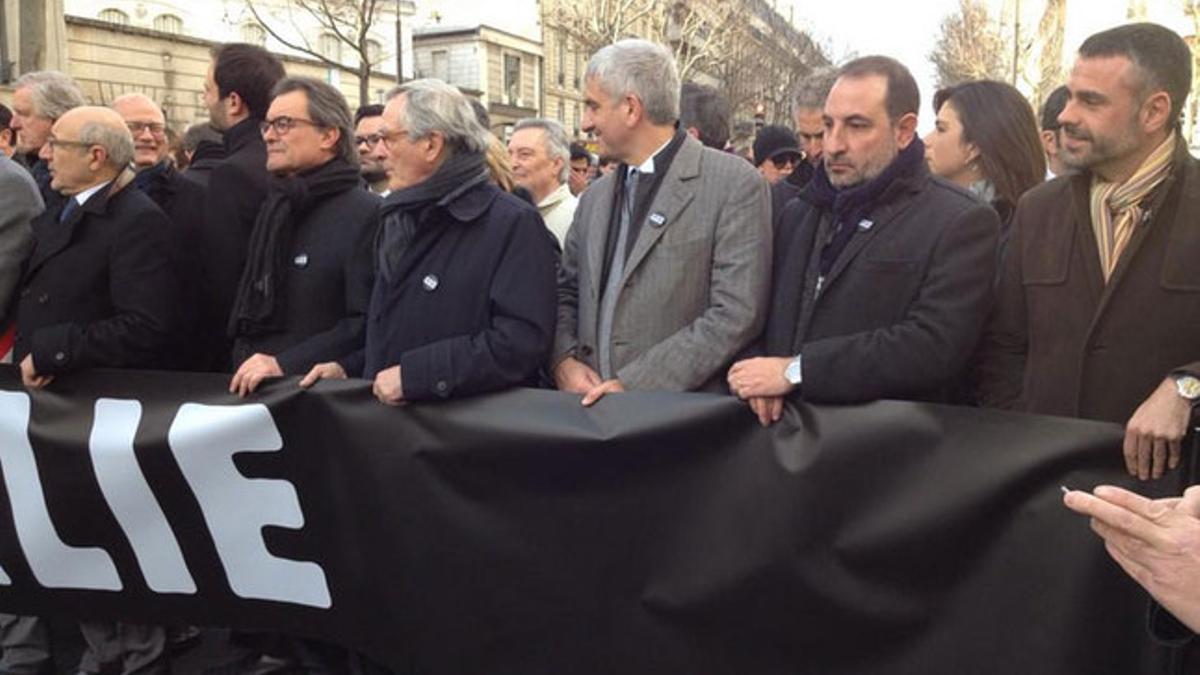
xmin=0 ymin=366 xmax=1182 ymax=673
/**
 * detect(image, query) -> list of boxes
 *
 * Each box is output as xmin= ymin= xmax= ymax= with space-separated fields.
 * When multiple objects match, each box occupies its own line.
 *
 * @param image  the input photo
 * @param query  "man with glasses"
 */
xmin=227 ymin=76 xmax=378 ymax=400
xmin=112 ymin=95 xmax=208 ymax=369
xmin=354 ymin=103 xmax=390 ymax=194
xmin=754 ymin=125 xmax=803 ymax=186
xmin=200 ymin=42 xmax=285 ymax=371
xmin=14 ymin=106 xmax=178 ymax=675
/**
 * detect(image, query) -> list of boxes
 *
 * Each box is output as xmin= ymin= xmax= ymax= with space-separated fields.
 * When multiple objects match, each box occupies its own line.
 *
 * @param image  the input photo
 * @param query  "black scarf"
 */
xmin=804 ymin=137 xmax=926 ymax=277
xmin=227 ymin=157 xmax=363 ymax=338
xmin=376 ymin=151 xmax=489 ymax=283
xmin=131 ymin=161 xmax=176 ymax=209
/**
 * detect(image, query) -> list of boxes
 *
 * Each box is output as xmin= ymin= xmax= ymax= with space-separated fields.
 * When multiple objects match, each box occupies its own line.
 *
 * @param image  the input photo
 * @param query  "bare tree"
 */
xmin=930 ymin=0 xmax=1008 ymax=88
xmin=1182 ymin=0 xmax=1200 ymax=143
xmin=1033 ymin=0 xmax=1066 ymax=112
xmin=244 ymin=0 xmax=387 ymax=107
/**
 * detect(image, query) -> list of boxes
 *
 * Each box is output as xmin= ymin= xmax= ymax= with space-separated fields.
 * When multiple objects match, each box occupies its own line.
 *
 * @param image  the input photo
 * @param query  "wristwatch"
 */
xmin=784 ymin=355 xmax=803 ymax=386
xmin=1175 ymin=374 xmax=1200 ymax=401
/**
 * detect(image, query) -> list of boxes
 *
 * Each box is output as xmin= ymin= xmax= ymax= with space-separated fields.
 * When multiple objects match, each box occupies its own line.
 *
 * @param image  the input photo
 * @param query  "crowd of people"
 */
xmin=0 ymin=18 xmax=1197 ymax=674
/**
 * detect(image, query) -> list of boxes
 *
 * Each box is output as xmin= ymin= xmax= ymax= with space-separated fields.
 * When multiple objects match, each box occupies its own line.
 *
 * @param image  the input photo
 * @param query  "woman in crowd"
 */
xmin=924 ymin=80 xmax=1045 ymax=231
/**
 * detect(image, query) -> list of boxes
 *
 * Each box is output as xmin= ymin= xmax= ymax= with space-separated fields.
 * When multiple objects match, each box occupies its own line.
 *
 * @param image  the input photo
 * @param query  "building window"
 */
xmin=241 ymin=23 xmax=267 ymax=47
xmin=153 ymin=14 xmax=183 ymax=34
xmin=366 ymin=39 xmax=383 ymax=65
xmin=431 ymin=50 xmax=449 ymax=82
xmin=573 ymin=103 xmax=580 ymax=135
xmin=318 ymin=33 xmax=342 ymax=62
xmin=504 ymin=53 xmax=521 ymax=106
xmin=98 ymin=8 xmax=130 ymax=26
xmin=573 ymin=50 xmax=581 ymax=88
xmin=556 ymin=32 xmax=566 ymax=86
xmin=557 ymin=99 xmax=565 ymax=123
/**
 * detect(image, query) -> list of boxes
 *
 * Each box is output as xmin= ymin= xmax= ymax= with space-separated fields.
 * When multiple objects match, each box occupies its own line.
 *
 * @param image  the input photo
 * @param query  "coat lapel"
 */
xmin=817 ymin=179 xmax=919 ymax=293
xmin=24 ymin=192 xmax=99 ymax=279
xmin=618 ymin=138 xmax=700 ymax=286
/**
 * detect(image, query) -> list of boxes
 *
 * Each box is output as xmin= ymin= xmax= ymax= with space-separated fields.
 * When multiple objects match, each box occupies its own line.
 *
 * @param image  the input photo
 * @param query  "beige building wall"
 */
xmin=62 ymin=16 xmax=399 ymax=131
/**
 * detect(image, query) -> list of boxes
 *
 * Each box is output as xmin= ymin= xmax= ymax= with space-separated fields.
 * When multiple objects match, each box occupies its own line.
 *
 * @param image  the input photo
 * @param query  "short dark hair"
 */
xmin=934 ymin=80 xmax=1046 ymax=211
xmin=354 ymin=104 xmax=384 ymax=127
xmin=210 ymin=43 xmax=286 ymax=121
xmin=0 ymin=103 xmax=11 ymax=130
xmin=469 ymin=98 xmax=490 ymax=130
xmin=679 ymin=82 xmax=731 ymax=150
xmin=1078 ymin=22 xmax=1192 ymax=125
xmin=569 ymin=141 xmax=590 ymax=162
xmin=837 ymin=55 xmax=920 ymax=122
xmin=1040 ymin=85 xmax=1069 ymax=131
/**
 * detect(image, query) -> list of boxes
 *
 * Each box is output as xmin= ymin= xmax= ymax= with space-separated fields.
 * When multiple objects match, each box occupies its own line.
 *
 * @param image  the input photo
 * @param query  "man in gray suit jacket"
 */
xmin=553 ymin=39 xmax=771 ymax=405
xmin=0 ymin=153 xmax=40 ymax=326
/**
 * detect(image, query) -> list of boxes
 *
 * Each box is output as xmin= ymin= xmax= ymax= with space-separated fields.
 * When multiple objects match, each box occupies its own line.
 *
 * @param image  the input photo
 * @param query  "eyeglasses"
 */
xmin=126 ymin=121 xmax=166 ymax=136
xmin=771 ymin=154 xmax=801 ymax=170
xmin=259 ymin=116 xmax=322 ymax=136
xmin=355 ymin=133 xmax=385 ymax=147
xmin=45 ymin=138 xmax=95 ymax=152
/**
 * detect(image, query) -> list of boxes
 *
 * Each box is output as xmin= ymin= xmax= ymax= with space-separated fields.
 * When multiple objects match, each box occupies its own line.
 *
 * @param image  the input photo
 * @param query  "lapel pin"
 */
xmin=422 ymin=274 xmax=439 ymax=291
xmin=648 ymin=212 xmax=667 ymax=227
xmin=857 ymin=219 xmax=874 ymax=231
xmin=293 ymin=253 xmax=309 ymax=268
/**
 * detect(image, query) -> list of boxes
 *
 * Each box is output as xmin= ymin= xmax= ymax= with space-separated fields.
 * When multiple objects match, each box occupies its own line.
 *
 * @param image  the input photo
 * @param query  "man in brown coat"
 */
xmin=975 ymin=22 xmax=1200 ymax=481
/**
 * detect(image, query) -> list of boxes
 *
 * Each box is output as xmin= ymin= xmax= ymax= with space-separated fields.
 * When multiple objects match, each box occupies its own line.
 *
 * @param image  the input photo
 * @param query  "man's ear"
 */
xmin=624 ymin=94 xmax=643 ymax=128
xmin=319 ymin=126 xmax=341 ymax=152
xmin=1140 ymin=91 xmax=1173 ymax=135
xmin=685 ymin=126 xmax=700 ymax=140
xmin=894 ymin=112 xmax=919 ymax=148
xmin=227 ymin=91 xmax=248 ymax=120
xmin=423 ymin=132 xmax=446 ymax=163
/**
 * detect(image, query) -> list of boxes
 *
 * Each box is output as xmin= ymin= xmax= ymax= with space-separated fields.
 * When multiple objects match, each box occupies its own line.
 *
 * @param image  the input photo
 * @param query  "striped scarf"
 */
xmin=1089 ymin=133 xmax=1176 ymax=280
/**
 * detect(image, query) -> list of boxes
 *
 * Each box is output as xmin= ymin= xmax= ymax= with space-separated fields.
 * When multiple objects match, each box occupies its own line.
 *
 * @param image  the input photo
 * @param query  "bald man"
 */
xmin=13 ymin=108 xmax=179 ymax=673
xmin=112 ymin=94 xmax=207 ymax=369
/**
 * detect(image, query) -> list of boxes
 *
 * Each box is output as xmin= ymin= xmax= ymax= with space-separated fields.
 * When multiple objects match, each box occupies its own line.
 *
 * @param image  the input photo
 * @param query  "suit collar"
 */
xmin=617 ymin=136 xmax=702 ymax=284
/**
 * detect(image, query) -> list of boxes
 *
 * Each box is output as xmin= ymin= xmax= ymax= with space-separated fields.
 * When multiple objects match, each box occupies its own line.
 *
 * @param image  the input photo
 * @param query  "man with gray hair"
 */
xmin=10 ymin=70 xmax=86 ymax=209
xmin=788 ymin=65 xmax=837 ymax=189
xmin=553 ymin=39 xmax=771 ymax=405
xmin=299 ymin=78 xmax=559 ymax=407
xmin=227 ymin=76 xmax=379 ymax=398
xmin=13 ymin=105 xmax=179 ymax=674
xmin=508 ymin=117 xmax=578 ymax=244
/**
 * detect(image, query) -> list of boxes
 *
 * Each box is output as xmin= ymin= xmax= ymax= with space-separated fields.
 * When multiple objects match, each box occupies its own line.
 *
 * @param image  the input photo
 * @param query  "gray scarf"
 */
xmin=377 ymin=151 xmax=489 ymax=283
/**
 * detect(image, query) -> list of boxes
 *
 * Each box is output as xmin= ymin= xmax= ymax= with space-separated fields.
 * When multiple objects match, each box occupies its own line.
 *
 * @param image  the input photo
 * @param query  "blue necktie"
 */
xmin=58 ymin=199 xmax=79 ymax=224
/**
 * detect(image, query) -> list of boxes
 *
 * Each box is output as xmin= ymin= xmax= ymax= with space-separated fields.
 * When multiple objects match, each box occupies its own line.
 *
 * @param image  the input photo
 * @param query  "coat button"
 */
xmin=422 ymin=274 xmax=439 ymax=291
xmin=54 ymin=351 xmax=65 ymax=362
xmin=37 ymin=293 xmax=49 ymax=304
xmin=435 ymin=380 xmax=449 ymax=394
xmin=294 ymin=253 xmax=309 ymax=268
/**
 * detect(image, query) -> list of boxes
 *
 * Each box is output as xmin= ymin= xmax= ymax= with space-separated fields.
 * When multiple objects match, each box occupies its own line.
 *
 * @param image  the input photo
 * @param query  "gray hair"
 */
xmin=79 ymin=121 xmax=134 ymax=169
xmin=14 ymin=71 xmax=86 ymax=120
xmin=272 ymin=76 xmax=356 ymax=164
xmin=182 ymin=122 xmax=223 ymax=152
xmin=586 ymin=39 xmax=680 ymax=125
xmin=385 ymin=79 xmax=489 ymax=156
xmin=792 ymin=66 xmax=838 ymax=112
xmin=512 ymin=117 xmax=571 ymax=183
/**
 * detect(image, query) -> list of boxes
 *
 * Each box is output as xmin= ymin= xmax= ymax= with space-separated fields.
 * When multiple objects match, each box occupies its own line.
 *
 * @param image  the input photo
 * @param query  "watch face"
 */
xmin=785 ymin=359 xmax=801 ymax=385
xmin=1179 ymin=376 xmax=1200 ymax=400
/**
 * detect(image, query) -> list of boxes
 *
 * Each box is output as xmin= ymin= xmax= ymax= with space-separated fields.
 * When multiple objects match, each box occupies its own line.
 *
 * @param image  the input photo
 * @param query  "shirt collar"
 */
xmin=74 ymin=180 xmax=111 ymax=207
xmin=628 ymin=134 xmax=675 ymax=177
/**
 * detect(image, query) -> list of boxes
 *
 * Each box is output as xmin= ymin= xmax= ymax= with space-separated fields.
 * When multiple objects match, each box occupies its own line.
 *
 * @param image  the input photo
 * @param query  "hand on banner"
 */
xmin=748 ymin=396 xmax=784 ymax=427
xmin=19 ymin=355 xmax=53 ymax=389
xmin=229 ymin=353 xmax=283 ymax=398
xmin=1123 ymin=377 xmax=1191 ymax=480
xmin=554 ymin=356 xmax=602 ymax=394
xmin=1064 ymin=485 xmax=1200 ymax=633
xmin=299 ymin=362 xmax=347 ymax=389
xmin=581 ymin=378 xmax=624 ymax=406
xmin=727 ymin=357 xmax=793 ymax=399
xmin=373 ymin=365 xmax=405 ymax=406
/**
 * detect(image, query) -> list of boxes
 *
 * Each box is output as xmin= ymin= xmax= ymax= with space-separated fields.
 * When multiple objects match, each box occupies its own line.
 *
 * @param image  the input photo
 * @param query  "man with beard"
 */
xmin=354 ymin=104 xmax=391 ymax=194
xmin=112 ymin=94 xmax=207 ymax=368
xmin=227 ymin=77 xmax=378 ymax=397
xmin=727 ymin=56 xmax=999 ymax=424
xmin=975 ymin=23 xmax=1200 ymax=483
xmin=9 ymin=71 xmax=85 ymax=211
xmin=200 ymin=42 xmax=285 ymax=370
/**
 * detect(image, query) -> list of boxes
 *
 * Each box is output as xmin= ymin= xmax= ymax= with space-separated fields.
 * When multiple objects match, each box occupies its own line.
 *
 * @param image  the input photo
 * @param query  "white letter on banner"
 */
xmin=90 ymin=399 xmax=196 ymax=594
xmin=168 ymin=403 xmax=330 ymax=609
xmin=0 ymin=391 xmax=121 ymax=590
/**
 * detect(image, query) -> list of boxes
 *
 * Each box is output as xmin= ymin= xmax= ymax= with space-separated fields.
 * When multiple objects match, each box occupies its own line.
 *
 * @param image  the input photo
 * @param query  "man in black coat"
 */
xmin=300 ymin=79 xmax=558 ymax=405
xmin=227 ymin=77 xmax=378 ymax=396
xmin=727 ymin=57 xmax=999 ymax=425
xmin=198 ymin=42 xmax=285 ymax=371
xmin=112 ymin=93 xmax=209 ymax=369
xmin=181 ymin=122 xmax=225 ymax=187
xmin=14 ymin=106 xmax=177 ymax=674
